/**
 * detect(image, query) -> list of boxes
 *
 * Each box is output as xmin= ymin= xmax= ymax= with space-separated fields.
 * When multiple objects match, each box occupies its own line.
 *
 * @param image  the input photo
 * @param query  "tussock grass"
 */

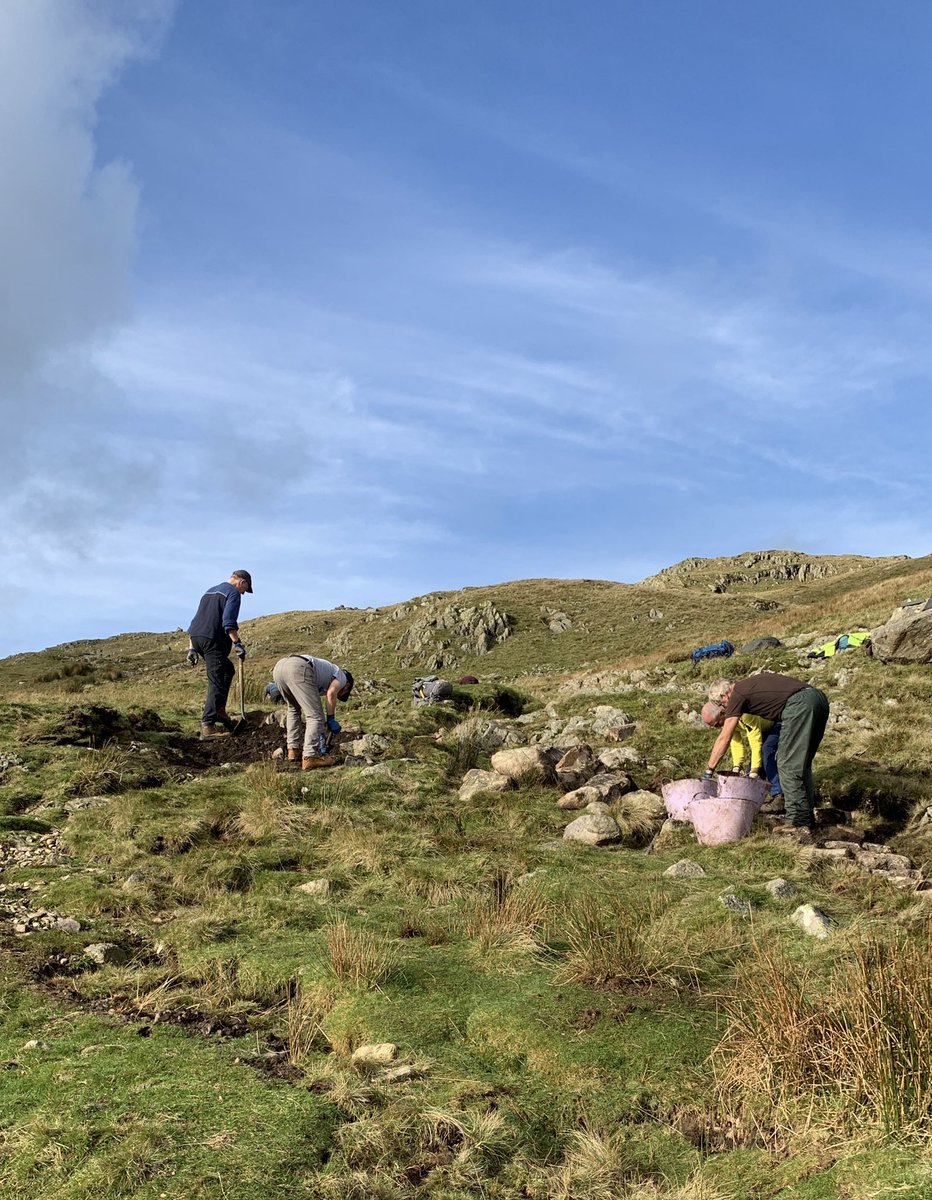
xmin=61 ymin=743 xmax=130 ymax=797
xmin=325 ymin=918 xmax=397 ymax=988
xmin=447 ymin=716 xmax=485 ymax=776
xmin=712 ymin=928 xmax=932 ymax=1136
xmin=462 ymin=878 xmax=549 ymax=962
xmin=233 ymin=762 xmax=315 ymax=842
xmin=556 ymin=890 xmax=702 ymax=991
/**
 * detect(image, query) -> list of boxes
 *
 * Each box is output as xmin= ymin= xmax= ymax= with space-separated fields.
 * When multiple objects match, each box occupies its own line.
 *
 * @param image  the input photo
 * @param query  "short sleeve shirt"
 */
xmin=724 ymin=673 xmax=807 ymax=723
xmin=297 ymin=656 xmax=348 ymax=694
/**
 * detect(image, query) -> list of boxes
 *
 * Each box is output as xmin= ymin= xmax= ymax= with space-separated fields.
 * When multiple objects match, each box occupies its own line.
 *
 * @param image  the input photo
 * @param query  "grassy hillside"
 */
xmin=1 ymin=552 xmax=932 ymax=1198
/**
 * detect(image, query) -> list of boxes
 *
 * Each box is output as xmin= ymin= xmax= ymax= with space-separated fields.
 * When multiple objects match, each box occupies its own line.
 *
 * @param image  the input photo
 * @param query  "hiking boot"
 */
xmin=762 ymin=793 xmax=785 ymax=815
xmin=302 ymin=754 xmax=335 ymax=770
xmin=287 ymin=748 xmax=301 ymax=763
xmin=200 ymin=723 xmax=230 ymax=740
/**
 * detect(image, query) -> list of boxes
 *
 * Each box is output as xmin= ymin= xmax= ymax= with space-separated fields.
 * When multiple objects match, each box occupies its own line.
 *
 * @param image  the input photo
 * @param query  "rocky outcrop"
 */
xmin=396 ymin=601 xmax=513 ymax=668
xmin=641 ymin=551 xmax=907 ymax=592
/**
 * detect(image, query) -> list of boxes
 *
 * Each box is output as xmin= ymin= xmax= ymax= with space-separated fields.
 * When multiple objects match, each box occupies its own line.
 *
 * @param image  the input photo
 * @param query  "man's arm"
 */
xmin=324 ymin=679 xmax=343 ymax=716
xmin=221 ymin=588 xmax=241 ymax=638
xmin=707 ymin=716 xmax=741 ymax=772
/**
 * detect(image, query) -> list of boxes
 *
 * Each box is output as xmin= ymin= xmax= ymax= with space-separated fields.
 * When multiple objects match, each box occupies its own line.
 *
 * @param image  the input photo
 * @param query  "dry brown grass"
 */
xmin=712 ymin=927 xmax=932 ymax=1136
xmin=324 ymin=918 xmax=397 ymax=989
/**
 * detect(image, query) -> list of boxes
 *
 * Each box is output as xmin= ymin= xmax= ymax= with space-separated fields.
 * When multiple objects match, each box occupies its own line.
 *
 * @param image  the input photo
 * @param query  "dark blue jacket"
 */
xmin=188 ymin=583 xmax=241 ymax=642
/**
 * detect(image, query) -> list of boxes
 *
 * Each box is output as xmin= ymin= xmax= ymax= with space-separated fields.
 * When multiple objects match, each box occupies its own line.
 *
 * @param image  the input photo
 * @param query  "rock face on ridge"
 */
xmin=641 ymin=550 xmax=908 ymax=593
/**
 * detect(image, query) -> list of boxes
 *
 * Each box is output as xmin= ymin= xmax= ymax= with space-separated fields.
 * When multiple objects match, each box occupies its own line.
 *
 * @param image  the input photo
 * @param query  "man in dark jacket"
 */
xmin=187 ymin=570 xmax=253 ymax=739
xmin=704 ymin=673 xmax=829 ymax=832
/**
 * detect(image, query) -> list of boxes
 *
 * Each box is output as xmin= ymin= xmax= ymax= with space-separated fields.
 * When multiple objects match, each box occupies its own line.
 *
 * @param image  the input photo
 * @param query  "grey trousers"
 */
xmin=777 ymin=687 xmax=830 ymax=827
xmin=272 ymin=656 xmax=326 ymax=757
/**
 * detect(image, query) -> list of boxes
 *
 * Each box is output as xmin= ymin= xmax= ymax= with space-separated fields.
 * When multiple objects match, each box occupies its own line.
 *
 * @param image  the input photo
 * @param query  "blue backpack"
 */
xmin=691 ymin=639 xmax=735 ymax=664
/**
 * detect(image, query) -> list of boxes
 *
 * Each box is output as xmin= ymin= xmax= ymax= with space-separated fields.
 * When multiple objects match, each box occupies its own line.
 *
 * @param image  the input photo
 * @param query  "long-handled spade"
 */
xmin=231 ymin=657 xmax=248 ymax=735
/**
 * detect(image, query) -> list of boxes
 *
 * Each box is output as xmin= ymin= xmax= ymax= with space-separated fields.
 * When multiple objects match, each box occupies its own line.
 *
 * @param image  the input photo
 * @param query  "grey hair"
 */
xmin=707 ymin=678 xmax=735 ymax=704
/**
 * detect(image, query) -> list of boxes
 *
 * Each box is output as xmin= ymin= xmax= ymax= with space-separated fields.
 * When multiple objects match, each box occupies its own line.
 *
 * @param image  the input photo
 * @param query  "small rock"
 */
xmin=719 ymin=892 xmax=752 ymax=917
xmin=557 ymin=785 xmax=602 ymax=811
xmin=352 ymin=1042 xmax=398 ymax=1067
xmin=597 ymin=746 xmax=646 ymax=770
xmin=349 ymin=734 xmax=389 ymax=757
xmin=490 ymin=747 xmax=553 ymax=783
xmin=856 ymin=851 xmax=914 ymax=873
xmin=554 ymin=745 xmax=598 ymax=789
xmin=295 ymin=879 xmax=330 ymax=898
xmin=84 ymin=942 xmax=129 ymax=966
xmin=459 ymin=769 xmax=512 ymax=802
xmin=790 ymin=904 xmax=834 ymax=939
xmin=271 ymin=747 xmax=284 ymax=760
xmin=379 ymin=1064 xmax=421 ymax=1084
xmin=765 ymin=878 xmax=797 ymax=900
xmin=54 ymin=917 xmax=81 ymax=933
xmin=664 ymin=859 xmax=706 ymax=879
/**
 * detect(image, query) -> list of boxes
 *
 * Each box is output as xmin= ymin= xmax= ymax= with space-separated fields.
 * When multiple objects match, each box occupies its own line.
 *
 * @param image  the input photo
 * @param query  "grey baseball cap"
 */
xmin=231 ymin=570 xmax=253 ymax=593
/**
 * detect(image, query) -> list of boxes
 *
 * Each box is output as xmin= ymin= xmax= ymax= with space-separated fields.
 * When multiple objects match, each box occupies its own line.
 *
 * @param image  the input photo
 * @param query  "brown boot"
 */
xmin=200 ymin=723 xmax=230 ymax=740
xmin=302 ymin=754 xmax=335 ymax=770
xmin=287 ymin=748 xmax=301 ymax=762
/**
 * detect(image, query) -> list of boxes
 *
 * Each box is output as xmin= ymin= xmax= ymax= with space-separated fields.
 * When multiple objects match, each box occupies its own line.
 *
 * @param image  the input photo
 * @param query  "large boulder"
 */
xmin=490 ymin=747 xmax=553 ymax=783
xmin=590 ymin=706 xmax=636 ymax=735
xmin=870 ymin=605 xmax=932 ymax=664
xmin=563 ymin=806 xmax=622 ymax=846
xmin=740 ymin=636 xmax=783 ymax=654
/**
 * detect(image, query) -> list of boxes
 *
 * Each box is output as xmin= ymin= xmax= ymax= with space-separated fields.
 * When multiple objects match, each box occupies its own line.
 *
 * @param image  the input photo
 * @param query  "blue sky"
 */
xmin=2 ymin=0 xmax=931 ymax=656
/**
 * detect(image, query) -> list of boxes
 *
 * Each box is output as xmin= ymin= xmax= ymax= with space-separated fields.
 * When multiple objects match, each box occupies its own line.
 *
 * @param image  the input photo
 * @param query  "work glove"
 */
xmin=326 ymin=716 xmax=341 ymax=733
xmin=748 ymin=770 xmax=760 ymax=779
xmin=233 ymin=642 xmax=247 ymax=660
xmin=186 ymin=648 xmax=199 ymax=667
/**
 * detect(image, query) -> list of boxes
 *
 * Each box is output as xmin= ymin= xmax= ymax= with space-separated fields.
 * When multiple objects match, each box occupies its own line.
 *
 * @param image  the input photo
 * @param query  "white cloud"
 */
xmin=0 ymin=0 xmax=172 ymax=549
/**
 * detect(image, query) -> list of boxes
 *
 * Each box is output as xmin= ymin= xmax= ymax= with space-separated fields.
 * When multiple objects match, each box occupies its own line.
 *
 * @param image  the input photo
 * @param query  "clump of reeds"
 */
xmin=324 ymin=918 xmax=397 ymax=989
xmin=711 ymin=926 xmax=932 ymax=1136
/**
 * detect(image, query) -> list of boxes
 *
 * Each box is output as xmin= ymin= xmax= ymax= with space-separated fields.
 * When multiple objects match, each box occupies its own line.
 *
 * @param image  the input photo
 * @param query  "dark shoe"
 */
xmin=762 ymin=793 xmax=785 ymax=815
xmin=302 ymin=755 xmax=335 ymax=770
xmin=287 ymin=748 xmax=301 ymax=763
xmin=200 ymin=723 xmax=230 ymax=740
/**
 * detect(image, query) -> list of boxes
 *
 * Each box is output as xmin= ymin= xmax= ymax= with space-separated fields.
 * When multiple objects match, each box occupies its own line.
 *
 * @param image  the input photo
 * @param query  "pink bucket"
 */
xmin=688 ymin=794 xmax=759 ymax=846
xmin=713 ymin=774 xmax=769 ymax=812
xmin=662 ymin=777 xmax=714 ymax=820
